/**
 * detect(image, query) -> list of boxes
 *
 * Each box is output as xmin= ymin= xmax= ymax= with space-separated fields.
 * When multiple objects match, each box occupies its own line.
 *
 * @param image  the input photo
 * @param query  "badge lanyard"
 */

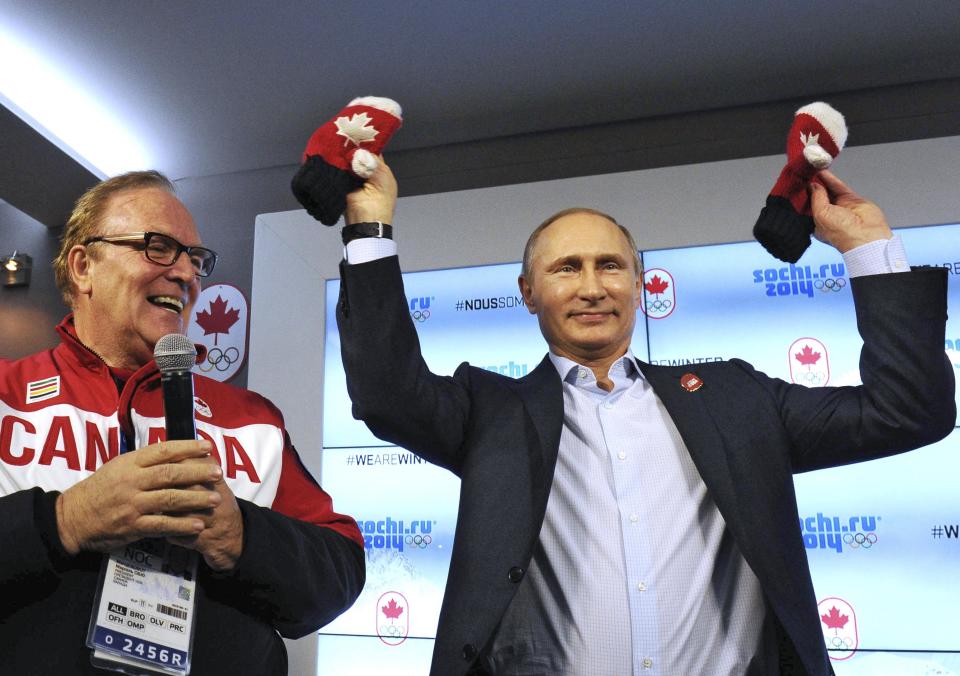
xmin=86 ymin=417 xmax=198 ymax=675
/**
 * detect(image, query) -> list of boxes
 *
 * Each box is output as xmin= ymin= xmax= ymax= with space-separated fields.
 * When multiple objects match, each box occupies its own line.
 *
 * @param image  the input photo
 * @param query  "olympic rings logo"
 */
xmin=815 ymin=278 xmax=846 ymax=292
xmin=199 ymin=347 xmax=240 ymax=373
xmin=842 ymin=532 xmax=877 ymax=548
xmin=826 ymin=636 xmax=855 ymax=649
xmin=410 ymin=309 xmax=431 ymax=322
xmin=646 ymin=299 xmax=673 ymax=312
xmin=378 ymin=624 xmax=405 ymax=638
xmin=796 ymin=371 xmax=827 ymax=386
xmin=404 ymin=534 xmax=432 ymax=549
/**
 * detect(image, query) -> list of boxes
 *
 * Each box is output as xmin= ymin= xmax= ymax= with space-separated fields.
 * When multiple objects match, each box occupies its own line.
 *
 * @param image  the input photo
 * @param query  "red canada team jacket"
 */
xmin=1 ymin=315 xmax=360 ymax=545
xmin=0 ymin=316 xmax=364 ymax=674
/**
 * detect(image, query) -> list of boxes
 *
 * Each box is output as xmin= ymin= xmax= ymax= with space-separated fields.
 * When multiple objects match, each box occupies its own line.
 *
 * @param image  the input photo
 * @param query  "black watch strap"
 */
xmin=342 ymin=221 xmax=393 ymax=245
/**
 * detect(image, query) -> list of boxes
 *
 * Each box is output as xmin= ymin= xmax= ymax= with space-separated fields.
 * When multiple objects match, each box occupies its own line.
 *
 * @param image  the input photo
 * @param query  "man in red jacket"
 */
xmin=0 ymin=171 xmax=364 ymax=674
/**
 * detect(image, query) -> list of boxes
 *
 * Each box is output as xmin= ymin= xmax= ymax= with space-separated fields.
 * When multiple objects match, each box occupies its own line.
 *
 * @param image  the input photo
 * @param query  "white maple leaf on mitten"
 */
xmin=292 ymin=96 xmax=402 ymax=225
xmin=335 ymin=112 xmax=380 ymax=147
xmin=799 ymin=131 xmax=832 ymax=168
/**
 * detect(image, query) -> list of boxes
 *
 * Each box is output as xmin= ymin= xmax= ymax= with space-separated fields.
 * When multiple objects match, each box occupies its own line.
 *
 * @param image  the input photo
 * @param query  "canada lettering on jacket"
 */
xmin=0 ymin=415 xmax=260 ymax=482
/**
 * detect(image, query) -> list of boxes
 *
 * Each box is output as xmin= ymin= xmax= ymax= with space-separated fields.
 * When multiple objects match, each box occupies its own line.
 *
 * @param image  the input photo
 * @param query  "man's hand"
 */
xmin=56 ymin=440 xmax=222 ymax=555
xmin=167 ymin=455 xmax=245 ymax=572
xmin=344 ymin=157 xmax=398 ymax=226
xmin=810 ymin=170 xmax=893 ymax=253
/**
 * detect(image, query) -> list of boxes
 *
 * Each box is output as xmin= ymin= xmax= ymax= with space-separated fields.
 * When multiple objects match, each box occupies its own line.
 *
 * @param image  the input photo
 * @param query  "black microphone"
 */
xmin=154 ymin=334 xmax=197 ymax=441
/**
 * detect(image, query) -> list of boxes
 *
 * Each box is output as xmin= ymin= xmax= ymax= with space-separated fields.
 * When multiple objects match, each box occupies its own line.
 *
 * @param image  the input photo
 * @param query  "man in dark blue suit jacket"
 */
xmin=336 ymin=163 xmax=954 ymax=676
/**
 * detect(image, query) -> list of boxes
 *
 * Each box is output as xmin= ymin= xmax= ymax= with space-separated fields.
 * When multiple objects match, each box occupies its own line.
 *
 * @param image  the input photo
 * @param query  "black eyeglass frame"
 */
xmin=83 ymin=231 xmax=219 ymax=277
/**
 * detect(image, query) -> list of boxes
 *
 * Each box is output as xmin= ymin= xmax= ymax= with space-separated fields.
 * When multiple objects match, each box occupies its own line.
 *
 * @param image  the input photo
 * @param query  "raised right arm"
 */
xmin=335 ymin=161 xmax=473 ymax=473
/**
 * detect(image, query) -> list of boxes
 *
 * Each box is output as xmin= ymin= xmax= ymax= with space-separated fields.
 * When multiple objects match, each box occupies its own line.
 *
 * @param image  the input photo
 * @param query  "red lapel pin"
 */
xmin=680 ymin=373 xmax=703 ymax=392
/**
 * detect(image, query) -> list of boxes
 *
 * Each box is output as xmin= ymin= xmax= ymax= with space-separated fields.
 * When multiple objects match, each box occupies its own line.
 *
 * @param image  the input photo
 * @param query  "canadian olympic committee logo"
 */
xmin=187 ymin=284 xmax=249 ymax=382
xmin=789 ymin=337 xmax=829 ymax=386
xmin=819 ymin=597 xmax=858 ymax=660
xmin=376 ymin=591 xmax=409 ymax=646
xmin=641 ymin=268 xmax=675 ymax=319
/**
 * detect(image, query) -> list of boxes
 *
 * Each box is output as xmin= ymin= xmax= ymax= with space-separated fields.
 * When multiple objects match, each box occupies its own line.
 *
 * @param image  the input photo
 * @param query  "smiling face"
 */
xmin=69 ymin=187 xmax=202 ymax=370
xmin=519 ymin=212 xmax=642 ymax=367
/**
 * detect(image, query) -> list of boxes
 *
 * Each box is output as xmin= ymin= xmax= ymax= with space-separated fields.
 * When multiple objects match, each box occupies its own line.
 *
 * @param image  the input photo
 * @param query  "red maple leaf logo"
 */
xmin=645 ymin=274 xmax=669 ymax=296
xmin=382 ymin=598 xmax=404 ymax=621
xmin=195 ymin=295 xmax=240 ymax=346
xmin=794 ymin=344 xmax=821 ymax=367
xmin=821 ymin=606 xmax=849 ymax=632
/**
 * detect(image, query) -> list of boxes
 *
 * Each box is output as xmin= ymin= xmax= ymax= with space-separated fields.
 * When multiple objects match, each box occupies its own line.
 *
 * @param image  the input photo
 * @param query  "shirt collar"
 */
xmin=548 ymin=349 xmax=643 ymax=384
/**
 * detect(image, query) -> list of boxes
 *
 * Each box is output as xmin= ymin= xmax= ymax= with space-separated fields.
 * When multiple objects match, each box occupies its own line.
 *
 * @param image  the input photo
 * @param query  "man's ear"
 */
xmin=67 ymin=245 xmax=94 ymax=297
xmin=518 ymin=275 xmax=537 ymax=315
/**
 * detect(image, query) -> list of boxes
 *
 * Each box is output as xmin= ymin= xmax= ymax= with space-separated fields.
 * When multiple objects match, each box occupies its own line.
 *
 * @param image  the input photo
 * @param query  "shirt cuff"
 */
xmin=344 ymin=237 xmax=397 ymax=264
xmin=842 ymin=235 xmax=910 ymax=277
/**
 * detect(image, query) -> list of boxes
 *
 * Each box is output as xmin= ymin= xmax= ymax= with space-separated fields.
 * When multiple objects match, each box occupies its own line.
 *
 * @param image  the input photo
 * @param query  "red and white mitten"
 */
xmin=291 ymin=96 xmax=402 ymax=225
xmin=753 ymin=102 xmax=847 ymax=262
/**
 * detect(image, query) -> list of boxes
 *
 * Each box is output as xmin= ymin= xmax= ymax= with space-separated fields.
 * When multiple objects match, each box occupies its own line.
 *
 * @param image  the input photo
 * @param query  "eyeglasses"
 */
xmin=83 ymin=231 xmax=219 ymax=277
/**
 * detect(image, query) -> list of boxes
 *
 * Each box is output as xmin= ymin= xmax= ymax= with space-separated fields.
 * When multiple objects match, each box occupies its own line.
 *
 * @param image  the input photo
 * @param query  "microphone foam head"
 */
xmin=154 ymin=334 xmax=197 ymax=373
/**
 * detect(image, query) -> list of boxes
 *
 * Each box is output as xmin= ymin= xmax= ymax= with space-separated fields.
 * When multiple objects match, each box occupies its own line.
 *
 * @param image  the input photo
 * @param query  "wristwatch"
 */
xmin=341 ymin=221 xmax=393 ymax=245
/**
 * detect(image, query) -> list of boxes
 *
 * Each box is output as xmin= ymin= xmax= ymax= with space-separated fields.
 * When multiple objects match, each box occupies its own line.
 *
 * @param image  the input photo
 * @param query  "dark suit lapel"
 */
xmin=639 ymin=362 xmax=832 ymax=675
xmin=637 ymin=362 xmax=740 ymax=522
xmin=511 ymin=355 xmax=564 ymax=471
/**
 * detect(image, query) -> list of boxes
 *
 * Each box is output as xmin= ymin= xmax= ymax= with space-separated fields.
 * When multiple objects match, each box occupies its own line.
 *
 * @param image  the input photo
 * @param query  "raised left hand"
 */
xmin=810 ymin=170 xmax=893 ymax=253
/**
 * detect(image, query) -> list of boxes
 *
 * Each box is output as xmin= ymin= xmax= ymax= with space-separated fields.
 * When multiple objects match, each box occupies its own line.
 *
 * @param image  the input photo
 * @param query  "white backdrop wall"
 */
xmin=249 ymin=135 xmax=960 ymax=673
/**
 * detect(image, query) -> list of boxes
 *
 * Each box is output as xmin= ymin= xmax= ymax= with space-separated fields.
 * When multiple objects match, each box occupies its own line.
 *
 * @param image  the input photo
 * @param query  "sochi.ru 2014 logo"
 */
xmin=753 ymin=263 xmax=847 ymax=298
xmin=641 ymin=268 xmax=675 ymax=319
xmin=408 ymin=295 xmax=432 ymax=323
xmin=789 ymin=337 xmax=830 ymax=386
xmin=376 ymin=591 xmax=409 ymax=646
xmin=800 ymin=513 xmax=879 ymax=553
xmin=359 ymin=518 xmax=435 ymax=552
xmin=819 ymin=597 xmax=858 ymax=661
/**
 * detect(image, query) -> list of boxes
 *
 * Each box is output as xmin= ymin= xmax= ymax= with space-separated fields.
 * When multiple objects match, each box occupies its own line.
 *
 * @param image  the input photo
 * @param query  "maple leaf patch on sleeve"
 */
xmin=195 ymin=295 xmax=241 ymax=346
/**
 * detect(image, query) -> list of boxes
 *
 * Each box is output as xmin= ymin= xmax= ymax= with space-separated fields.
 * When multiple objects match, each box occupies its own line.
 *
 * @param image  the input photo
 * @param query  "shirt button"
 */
xmin=637 ymin=581 xmax=647 ymax=592
xmin=603 ymin=400 xmax=613 ymax=409
xmin=629 ymin=513 xmax=639 ymax=523
xmin=617 ymin=451 xmax=626 ymax=460
xmin=642 ymin=657 xmax=653 ymax=669
xmin=578 ymin=368 xmax=588 ymax=379
xmin=894 ymin=260 xmax=906 ymax=269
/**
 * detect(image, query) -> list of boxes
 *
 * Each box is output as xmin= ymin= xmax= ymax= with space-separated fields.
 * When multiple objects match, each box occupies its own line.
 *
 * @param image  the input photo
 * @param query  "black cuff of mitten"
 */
xmin=291 ymin=156 xmax=364 ymax=226
xmin=753 ymin=196 xmax=814 ymax=263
